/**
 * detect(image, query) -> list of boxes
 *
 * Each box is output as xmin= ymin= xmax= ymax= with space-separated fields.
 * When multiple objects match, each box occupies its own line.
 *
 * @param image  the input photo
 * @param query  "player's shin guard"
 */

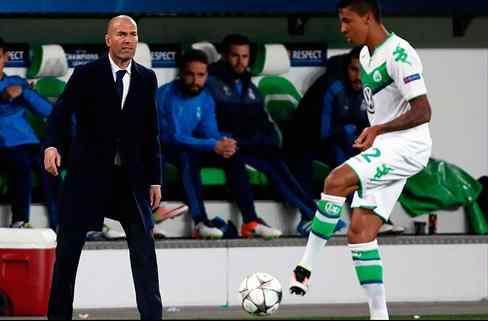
xmin=349 ymin=240 xmax=389 ymax=320
xmin=298 ymin=193 xmax=345 ymax=271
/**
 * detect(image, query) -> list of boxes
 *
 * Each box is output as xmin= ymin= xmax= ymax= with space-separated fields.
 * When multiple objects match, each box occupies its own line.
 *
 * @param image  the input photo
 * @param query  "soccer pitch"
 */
xmin=2 ymin=304 xmax=488 ymax=320
xmin=66 ymin=302 xmax=488 ymax=320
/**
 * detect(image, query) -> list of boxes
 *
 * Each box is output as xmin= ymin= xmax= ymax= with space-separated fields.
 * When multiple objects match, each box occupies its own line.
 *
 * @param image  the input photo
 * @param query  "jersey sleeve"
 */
xmin=387 ymin=42 xmax=427 ymax=101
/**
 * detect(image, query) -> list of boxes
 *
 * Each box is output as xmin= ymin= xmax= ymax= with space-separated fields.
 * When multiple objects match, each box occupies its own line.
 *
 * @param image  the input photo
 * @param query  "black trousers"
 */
xmin=47 ymin=167 xmax=162 ymax=320
xmin=0 ymin=144 xmax=38 ymax=224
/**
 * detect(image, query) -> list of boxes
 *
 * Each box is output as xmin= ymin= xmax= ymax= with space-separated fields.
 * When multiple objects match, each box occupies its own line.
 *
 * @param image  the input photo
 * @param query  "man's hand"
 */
xmin=214 ymin=137 xmax=237 ymax=158
xmin=149 ymin=186 xmax=162 ymax=210
xmin=2 ymin=85 xmax=23 ymax=101
xmin=353 ymin=125 xmax=383 ymax=151
xmin=44 ymin=148 xmax=62 ymax=176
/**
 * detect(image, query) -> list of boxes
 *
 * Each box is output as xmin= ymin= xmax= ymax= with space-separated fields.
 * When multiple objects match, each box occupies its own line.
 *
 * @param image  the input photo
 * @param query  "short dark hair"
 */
xmin=347 ymin=46 xmax=362 ymax=65
xmin=178 ymin=49 xmax=209 ymax=70
xmin=337 ymin=0 xmax=382 ymax=22
xmin=220 ymin=34 xmax=250 ymax=54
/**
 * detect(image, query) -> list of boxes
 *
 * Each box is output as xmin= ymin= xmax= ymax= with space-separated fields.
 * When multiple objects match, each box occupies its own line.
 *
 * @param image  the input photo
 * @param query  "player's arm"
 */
xmin=353 ymin=95 xmax=431 ymax=150
xmin=44 ymin=67 xmax=82 ymax=175
xmin=378 ymin=94 xmax=431 ymax=132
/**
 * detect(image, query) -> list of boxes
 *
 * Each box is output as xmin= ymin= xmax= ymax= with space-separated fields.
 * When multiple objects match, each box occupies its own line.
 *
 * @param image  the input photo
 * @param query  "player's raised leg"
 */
xmin=290 ymin=164 xmax=358 ymax=295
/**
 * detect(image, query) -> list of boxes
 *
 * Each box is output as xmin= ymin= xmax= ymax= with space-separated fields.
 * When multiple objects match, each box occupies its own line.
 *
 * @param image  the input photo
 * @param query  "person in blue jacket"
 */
xmin=207 ymin=34 xmax=343 ymax=236
xmin=319 ymin=46 xmax=369 ymax=167
xmin=285 ymin=47 xmax=369 ymax=195
xmin=156 ymin=49 xmax=282 ymax=239
xmin=0 ymin=38 xmax=52 ymax=228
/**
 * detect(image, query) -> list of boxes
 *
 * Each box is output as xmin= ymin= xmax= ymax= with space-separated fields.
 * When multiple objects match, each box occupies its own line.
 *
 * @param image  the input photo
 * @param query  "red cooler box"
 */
xmin=0 ymin=228 xmax=56 ymax=316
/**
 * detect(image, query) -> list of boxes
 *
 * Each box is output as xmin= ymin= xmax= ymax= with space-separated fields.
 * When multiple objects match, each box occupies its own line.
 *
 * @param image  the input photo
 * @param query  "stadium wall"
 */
xmin=70 ymin=242 xmax=488 ymax=309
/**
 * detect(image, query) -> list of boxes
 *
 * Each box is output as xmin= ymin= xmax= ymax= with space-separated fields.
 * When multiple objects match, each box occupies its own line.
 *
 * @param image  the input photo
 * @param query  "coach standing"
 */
xmin=44 ymin=15 xmax=163 ymax=320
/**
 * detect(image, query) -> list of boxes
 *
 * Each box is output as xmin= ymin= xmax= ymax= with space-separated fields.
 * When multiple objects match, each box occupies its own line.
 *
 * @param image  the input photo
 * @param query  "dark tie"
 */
xmin=115 ymin=70 xmax=126 ymax=104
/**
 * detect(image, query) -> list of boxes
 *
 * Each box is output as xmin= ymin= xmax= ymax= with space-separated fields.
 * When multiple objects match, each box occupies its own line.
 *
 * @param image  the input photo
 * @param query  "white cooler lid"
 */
xmin=0 ymin=228 xmax=57 ymax=249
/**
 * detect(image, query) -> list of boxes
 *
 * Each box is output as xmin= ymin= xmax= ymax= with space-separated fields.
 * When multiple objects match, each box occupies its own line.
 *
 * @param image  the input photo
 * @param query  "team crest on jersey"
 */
xmin=373 ymin=70 xmax=382 ymax=82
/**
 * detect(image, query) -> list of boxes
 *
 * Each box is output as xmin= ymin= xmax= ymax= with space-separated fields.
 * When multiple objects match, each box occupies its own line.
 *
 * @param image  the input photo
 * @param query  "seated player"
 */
xmin=285 ymin=47 xmax=368 ymax=195
xmin=156 ymin=49 xmax=282 ymax=239
xmin=207 ymin=34 xmax=325 ymax=236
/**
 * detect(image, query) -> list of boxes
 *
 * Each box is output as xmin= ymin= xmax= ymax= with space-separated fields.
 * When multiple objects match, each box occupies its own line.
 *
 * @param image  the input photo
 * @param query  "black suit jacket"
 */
xmin=46 ymin=55 xmax=161 ymax=231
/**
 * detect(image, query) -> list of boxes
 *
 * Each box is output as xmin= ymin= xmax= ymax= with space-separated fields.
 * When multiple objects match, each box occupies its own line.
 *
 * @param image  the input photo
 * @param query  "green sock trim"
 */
xmin=351 ymin=249 xmax=381 ymax=261
xmin=311 ymin=199 xmax=342 ymax=239
xmin=355 ymin=265 xmax=383 ymax=284
xmin=311 ymin=215 xmax=338 ymax=239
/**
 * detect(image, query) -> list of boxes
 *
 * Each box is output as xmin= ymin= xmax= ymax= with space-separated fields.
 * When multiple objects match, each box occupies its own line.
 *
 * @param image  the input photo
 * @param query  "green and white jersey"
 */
xmin=360 ymin=33 xmax=431 ymax=145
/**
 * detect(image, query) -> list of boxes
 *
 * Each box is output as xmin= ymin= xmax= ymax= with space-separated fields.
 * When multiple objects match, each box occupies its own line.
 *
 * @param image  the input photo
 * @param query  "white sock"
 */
xmin=349 ymin=240 xmax=389 ymax=320
xmin=364 ymin=284 xmax=389 ymax=320
xmin=299 ymin=232 xmax=325 ymax=271
xmin=298 ymin=193 xmax=345 ymax=271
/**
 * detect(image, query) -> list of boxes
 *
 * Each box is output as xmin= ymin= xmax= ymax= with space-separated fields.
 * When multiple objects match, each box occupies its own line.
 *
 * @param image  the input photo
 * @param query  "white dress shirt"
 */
xmin=108 ymin=53 xmax=131 ymax=109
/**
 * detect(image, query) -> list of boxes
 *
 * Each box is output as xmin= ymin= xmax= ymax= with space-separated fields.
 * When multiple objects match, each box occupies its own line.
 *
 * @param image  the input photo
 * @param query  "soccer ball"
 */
xmin=239 ymin=272 xmax=282 ymax=316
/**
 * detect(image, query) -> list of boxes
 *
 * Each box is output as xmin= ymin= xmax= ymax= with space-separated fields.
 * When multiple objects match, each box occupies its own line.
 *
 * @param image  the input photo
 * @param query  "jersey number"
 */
xmin=361 ymin=148 xmax=381 ymax=163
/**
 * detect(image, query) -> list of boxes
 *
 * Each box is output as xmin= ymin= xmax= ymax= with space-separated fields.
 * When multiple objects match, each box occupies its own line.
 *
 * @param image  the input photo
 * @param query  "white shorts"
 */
xmin=345 ymin=134 xmax=431 ymax=221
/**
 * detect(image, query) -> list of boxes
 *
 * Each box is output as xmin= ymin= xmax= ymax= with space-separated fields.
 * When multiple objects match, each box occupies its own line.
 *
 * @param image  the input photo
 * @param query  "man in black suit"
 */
xmin=44 ymin=16 xmax=163 ymax=320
